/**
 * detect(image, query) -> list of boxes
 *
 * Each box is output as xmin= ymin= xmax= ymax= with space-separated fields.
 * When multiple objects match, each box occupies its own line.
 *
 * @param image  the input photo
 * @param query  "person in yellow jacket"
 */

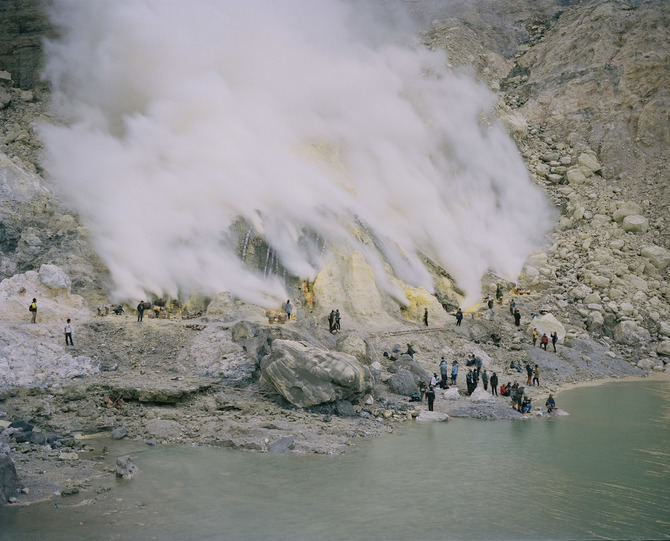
xmin=29 ymin=298 xmax=37 ymax=323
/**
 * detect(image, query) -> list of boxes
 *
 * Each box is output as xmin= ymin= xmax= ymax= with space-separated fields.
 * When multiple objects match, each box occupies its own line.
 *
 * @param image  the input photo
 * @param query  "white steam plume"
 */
xmin=40 ymin=0 xmax=553 ymax=306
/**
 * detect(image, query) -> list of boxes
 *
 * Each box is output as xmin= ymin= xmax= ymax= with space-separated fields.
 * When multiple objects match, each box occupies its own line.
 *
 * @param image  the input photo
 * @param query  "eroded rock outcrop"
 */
xmin=260 ymin=339 xmax=372 ymax=407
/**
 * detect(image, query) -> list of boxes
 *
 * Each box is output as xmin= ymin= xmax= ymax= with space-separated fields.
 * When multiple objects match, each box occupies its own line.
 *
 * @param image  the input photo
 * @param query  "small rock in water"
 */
xmin=145 ymin=438 xmax=157 ymax=446
xmin=115 ymin=455 xmax=138 ymax=480
xmin=111 ymin=426 xmax=127 ymax=440
xmin=416 ymin=411 xmax=449 ymax=423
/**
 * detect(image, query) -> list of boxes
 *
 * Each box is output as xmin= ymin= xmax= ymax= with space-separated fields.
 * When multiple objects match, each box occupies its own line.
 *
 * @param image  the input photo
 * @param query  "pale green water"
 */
xmin=1 ymin=379 xmax=669 ymax=541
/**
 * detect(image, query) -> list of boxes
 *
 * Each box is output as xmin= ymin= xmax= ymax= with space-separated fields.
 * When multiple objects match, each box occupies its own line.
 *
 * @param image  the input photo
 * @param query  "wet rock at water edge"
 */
xmin=116 ymin=455 xmax=138 ymax=480
xmin=0 ymin=454 xmax=20 ymax=505
xmin=268 ymin=437 xmax=295 ymax=455
xmin=111 ymin=426 xmax=127 ymax=440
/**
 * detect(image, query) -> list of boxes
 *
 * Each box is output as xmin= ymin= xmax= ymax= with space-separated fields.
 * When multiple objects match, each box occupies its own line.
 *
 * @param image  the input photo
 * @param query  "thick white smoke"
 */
xmin=40 ymin=0 xmax=553 ymax=306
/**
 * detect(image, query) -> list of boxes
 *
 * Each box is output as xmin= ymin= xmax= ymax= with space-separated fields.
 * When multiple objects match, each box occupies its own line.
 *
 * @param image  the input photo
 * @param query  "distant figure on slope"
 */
xmin=451 ymin=361 xmax=458 ymax=384
xmin=466 ymin=370 xmax=474 ymax=395
xmin=551 ymin=331 xmax=559 ymax=352
xmin=334 ymin=309 xmax=341 ymax=332
xmin=496 ymin=283 xmax=503 ymax=304
xmin=455 ymin=308 xmax=463 ymax=326
xmin=284 ymin=299 xmax=292 ymax=321
xmin=137 ymin=301 xmax=145 ymax=322
xmin=490 ymin=372 xmax=498 ymax=396
xmin=29 ymin=298 xmax=37 ymax=323
xmin=406 ymin=343 xmax=415 ymax=359
xmin=509 ymin=298 xmax=516 ymax=316
xmin=486 ymin=295 xmax=495 ymax=320
xmin=328 ymin=310 xmax=336 ymax=333
xmin=526 ymin=362 xmax=533 ymax=385
xmin=423 ymin=308 xmax=428 ymax=327
xmin=540 ymin=333 xmax=549 ymax=351
xmin=64 ymin=318 xmax=73 ymax=346
xmin=514 ymin=308 xmax=521 ymax=327
xmin=533 ymin=364 xmax=540 ymax=386
xmin=532 ymin=328 xmax=539 ymax=347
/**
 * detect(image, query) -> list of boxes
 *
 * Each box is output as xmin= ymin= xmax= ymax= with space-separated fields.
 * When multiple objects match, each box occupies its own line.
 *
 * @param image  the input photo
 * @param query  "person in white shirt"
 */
xmin=64 ymin=318 xmax=73 ymax=346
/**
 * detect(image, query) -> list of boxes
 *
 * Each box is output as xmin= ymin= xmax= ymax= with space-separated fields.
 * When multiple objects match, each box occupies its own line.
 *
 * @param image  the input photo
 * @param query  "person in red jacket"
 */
xmin=540 ymin=333 xmax=549 ymax=350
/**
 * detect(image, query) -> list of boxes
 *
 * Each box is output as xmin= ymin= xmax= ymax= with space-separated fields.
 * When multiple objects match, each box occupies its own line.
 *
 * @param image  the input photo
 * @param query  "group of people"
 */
xmin=532 ymin=328 xmax=559 ymax=352
xmin=328 ymin=309 xmax=341 ymax=333
xmin=524 ymin=362 xmax=541 ymax=386
xmin=28 ymin=298 xmax=74 ymax=345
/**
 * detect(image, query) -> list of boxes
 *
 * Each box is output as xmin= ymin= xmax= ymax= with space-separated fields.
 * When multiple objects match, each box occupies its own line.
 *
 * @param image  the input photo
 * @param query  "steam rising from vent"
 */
xmin=40 ymin=0 xmax=552 ymax=306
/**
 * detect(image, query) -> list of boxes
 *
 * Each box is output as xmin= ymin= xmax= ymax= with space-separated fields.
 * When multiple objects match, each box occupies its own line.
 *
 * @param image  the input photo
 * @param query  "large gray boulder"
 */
xmin=614 ymin=321 xmax=651 ymax=346
xmin=260 ymin=340 xmax=372 ymax=407
xmin=387 ymin=369 xmax=418 ymax=396
xmin=0 ymin=454 xmax=19 ymax=505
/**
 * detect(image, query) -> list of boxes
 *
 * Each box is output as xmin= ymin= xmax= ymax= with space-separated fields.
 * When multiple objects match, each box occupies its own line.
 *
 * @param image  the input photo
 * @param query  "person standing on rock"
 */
xmin=525 ymin=362 xmax=533 ymax=385
xmin=29 ymin=298 xmax=37 ymax=323
xmin=439 ymin=357 xmax=448 ymax=388
xmin=540 ymin=333 xmax=549 ymax=350
xmin=423 ymin=308 xmax=428 ymax=327
xmin=532 ymin=328 xmax=539 ymax=347
xmin=455 ymin=308 xmax=463 ymax=326
xmin=451 ymin=361 xmax=458 ymax=385
xmin=137 ymin=301 xmax=145 ymax=322
xmin=551 ymin=331 xmax=558 ymax=352
xmin=490 ymin=372 xmax=498 ymax=396
xmin=509 ymin=298 xmax=516 ymax=316
xmin=514 ymin=308 xmax=521 ymax=327
xmin=482 ymin=369 xmax=489 ymax=391
xmin=64 ymin=318 xmax=74 ymax=346
xmin=465 ymin=370 xmax=473 ymax=395
xmin=284 ymin=299 xmax=292 ymax=321
xmin=533 ymin=364 xmax=540 ymax=386
xmin=426 ymin=385 xmax=435 ymax=411
xmin=335 ymin=309 xmax=341 ymax=332
xmin=328 ymin=310 xmax=336 ymax=333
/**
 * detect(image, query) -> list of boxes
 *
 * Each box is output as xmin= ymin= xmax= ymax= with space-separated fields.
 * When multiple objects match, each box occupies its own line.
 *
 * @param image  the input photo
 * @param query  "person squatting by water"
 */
xmin=29 ymin=298 xmax=37 ymax=323
xmin=137 ymin=301 xmax=145 ymax=322
xmin=64 ymin=318 xmax=74 ymax=346
xmin=545 ymin=394 xmax=556 ymax=412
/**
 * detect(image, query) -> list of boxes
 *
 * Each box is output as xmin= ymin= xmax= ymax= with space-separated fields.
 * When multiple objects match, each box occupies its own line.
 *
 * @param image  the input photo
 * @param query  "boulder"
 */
xmin=660 ymin=322 xmax=670 ymax=338
xmin=613 ymin=201 xmax=642 ymax=223
xmin=443 ymin=387 xmax=460 ymax=400
xmin=38 ymin=264 xmax=71 ymax=291
xmin=528 ymin=313 xmax=566 ymax=341
xmin=394 ymin=355 xmax=431 ymax=381
xmin=613 ymin=321 xmax=651 ymax=346
xmin=0 ymin=454 xmax=19 ymax=505
xmin=337 ymin=334 xmax=367 ymax=363
xmin=387 ymin=369 xmax=418 ymax=396
xmin=415 ymin=411 xmax=449 ymax=422
xmin=260 ymin=340 xmax=372 ymax=407
xmin=268 ymin=437 xmax=295 ymax=455
xmin=587 ymin=311 xmax=604 ymax=331
xmin=111 ymin=426 xmax=127 ymax=440
xmin=641 ymin=245 xmax=670 ymax=271
xmin=657 ymin=341 xmax=670 ymax=357
xmin=115 ymin=455 xmax=138 ymax=480
xmin=622 ymin=215 xmax=648 ymax=233
xmin=637 ymin=358 xmax=661 ymax=370
xmin=566 ymin=167 xmax=587 ymax=184
xmin=577 ymin=152 xmax=601 ymax=176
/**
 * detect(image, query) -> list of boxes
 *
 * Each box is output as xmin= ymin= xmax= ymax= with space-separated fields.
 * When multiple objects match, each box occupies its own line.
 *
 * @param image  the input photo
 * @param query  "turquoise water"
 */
xmin=1 ymin=379 xmax=669 ymax=540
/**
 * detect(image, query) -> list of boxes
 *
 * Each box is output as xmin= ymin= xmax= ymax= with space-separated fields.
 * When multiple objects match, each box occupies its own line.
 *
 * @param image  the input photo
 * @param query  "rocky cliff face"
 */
xmin=0 ymin=0 xmax=668 ymax=351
